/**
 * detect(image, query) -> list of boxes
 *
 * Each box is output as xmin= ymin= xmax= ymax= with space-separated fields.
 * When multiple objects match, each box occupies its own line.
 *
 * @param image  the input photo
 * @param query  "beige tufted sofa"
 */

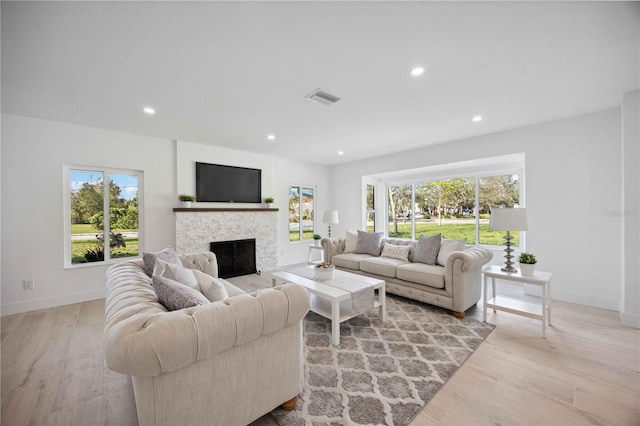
xmin=104 ymin=252 xmax=310 ymax=426
xmin=322 ymin=237 xmax=492 ymax=318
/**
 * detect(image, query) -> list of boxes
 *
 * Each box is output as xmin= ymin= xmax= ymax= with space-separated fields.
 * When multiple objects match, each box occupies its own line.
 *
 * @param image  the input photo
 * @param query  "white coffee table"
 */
xmin=271 ymin=267 xmax=386 ymax=345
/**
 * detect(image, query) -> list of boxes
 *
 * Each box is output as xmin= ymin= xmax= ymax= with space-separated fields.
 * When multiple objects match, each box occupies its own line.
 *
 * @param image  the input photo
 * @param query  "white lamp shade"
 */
xmin=489 ymin=208 xmax=528 ymax=231
xmin=322 ymin=210 xmax=339 ymax=224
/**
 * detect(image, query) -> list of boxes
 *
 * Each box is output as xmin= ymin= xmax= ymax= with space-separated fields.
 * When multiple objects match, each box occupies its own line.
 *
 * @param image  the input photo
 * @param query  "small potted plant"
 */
xmin=264 ymin=196 xmax=274 ymax=208
xmin=313 ymin=234 xmax=322 ymax=246
xmin=518 ymin=252 xmax=537 ymax=276
xmin=314 ymin=262 xmax=335 ymax=280
xmin=178 ymin=194 xmax=196 ymax=208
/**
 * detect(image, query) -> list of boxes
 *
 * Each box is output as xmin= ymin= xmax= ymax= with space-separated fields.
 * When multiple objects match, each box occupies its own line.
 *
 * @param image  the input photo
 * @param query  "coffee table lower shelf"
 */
xmin=271 ymin=268 xmax=386 ymax=345
xmin=309 ymin=294 xmax=384 ymax=324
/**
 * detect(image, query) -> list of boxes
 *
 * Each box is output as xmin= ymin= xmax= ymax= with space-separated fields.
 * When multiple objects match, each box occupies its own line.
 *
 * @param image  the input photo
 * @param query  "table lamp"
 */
xmin=490 ymin=207 xmax=528 ymax=272
xmin=322 ymin=210 xmax=339 ymax=238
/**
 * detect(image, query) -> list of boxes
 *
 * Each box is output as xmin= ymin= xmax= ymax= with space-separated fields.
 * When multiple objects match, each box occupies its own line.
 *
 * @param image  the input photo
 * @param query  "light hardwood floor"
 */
xmin=2 ymin=274 xmax=638 ymax=425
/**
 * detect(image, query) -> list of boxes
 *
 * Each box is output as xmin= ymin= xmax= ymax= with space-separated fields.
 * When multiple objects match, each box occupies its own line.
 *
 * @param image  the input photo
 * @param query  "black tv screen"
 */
xmin=196 ymin=162 xmax=262 ymax=203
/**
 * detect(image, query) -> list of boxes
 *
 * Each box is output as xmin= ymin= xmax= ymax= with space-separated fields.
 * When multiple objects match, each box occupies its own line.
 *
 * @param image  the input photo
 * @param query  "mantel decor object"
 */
xmin=489 ymin=207 xmax=528 ymax=273
xmin=178 ymin=194 xmax=196 ymax=208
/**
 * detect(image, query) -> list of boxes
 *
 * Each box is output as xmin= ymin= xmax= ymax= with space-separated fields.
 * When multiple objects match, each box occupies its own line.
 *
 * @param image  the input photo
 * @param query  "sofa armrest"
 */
xmin=446 ymin=246 xmax=493 ymax=272
xmin=104 ymin=271 xmax=310 ymax=377
xmin=321 ymin=237 xmax=345 ymax=263
xmin=445 ymin=246 xmax=492 ymax=313
xmin=179 ymin=251 xmax=219 ymax=277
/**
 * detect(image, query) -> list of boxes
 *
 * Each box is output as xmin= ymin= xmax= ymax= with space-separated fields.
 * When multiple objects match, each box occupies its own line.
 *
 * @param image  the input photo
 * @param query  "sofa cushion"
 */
xmin=437 ymin=238 xmax=466 ymax=266
xmin=143 ymin=246 xmax=181 ymax=276
xmin=192 ymin=270 xmax=230 ymax=302
xmin=396 ymin=263 xmax=446 ymax=289
xmin=360 ymin=257 xmax=409 ymax=278
xmin=344 ymin=230 xmax=358 ymax=253
xmin=381 ymin=243 xmax=411 ymax=261
xmin=413 ymin=234 xmax=441 ymax=265
xmin=355 ymin=230 xmax=384 ymax=256
xmin=332 ymin=253 xmax=374 ymax=270
xmin=151 ymin=274 xmax=210 ymax=311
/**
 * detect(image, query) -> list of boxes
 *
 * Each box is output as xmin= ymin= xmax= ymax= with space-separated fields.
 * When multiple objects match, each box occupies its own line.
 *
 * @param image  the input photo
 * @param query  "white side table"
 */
xmin=482 ymin=265 xmax=553 ymax=337
xmin=308 ymin=244 xmax=324 ymax=264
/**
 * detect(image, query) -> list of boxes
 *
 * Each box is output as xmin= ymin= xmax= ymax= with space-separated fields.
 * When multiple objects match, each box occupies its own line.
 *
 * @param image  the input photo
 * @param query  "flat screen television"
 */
xmin=196 ymin=162 xmax=262 ymax=203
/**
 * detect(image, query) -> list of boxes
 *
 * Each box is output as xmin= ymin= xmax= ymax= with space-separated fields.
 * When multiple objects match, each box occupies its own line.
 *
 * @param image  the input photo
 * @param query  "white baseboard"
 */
xmin=1 ymin=288 xmax=106 ymax=316
xmin=620 ymin=312 xmax=640 ymax=329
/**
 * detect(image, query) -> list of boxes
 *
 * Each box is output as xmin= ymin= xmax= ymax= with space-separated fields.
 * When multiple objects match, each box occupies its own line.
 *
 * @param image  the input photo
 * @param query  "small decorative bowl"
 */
xmin=314 ymin=267 xmax=335 ymax=280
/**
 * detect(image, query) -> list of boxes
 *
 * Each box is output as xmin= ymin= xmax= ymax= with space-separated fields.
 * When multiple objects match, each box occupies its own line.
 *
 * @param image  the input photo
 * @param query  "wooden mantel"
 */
xmin=173 ymin=207 xmax=279 ymax=212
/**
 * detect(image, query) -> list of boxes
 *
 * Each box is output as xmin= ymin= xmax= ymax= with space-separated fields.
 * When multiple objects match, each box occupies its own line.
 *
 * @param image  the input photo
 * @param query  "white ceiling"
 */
xmin=2 ymin=1 xmax=638 ymax=165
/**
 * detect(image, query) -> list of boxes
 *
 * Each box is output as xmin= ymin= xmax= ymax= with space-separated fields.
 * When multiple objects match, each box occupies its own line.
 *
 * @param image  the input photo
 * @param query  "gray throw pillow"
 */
xmin=152 ymin=274 xmax=210 ymax=311
xmin=143 ymin=246 xmax=181 ymax=277
xmin=437 ymin=238 xmax=466 ymax=266
xmin=355 ymin=230 xmax=384 ymax=256
xmin=413 ymin=234 xmax=442 ymax=265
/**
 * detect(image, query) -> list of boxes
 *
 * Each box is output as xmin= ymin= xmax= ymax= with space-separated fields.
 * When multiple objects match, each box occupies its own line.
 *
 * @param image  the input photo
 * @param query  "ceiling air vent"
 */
xmin=306 ymin=89 xmax=340 ymax=106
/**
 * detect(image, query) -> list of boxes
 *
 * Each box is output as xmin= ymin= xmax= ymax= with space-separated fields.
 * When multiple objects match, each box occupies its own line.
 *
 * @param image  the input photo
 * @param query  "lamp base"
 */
xmin=501 ymin=231 xmax=518 ymax=273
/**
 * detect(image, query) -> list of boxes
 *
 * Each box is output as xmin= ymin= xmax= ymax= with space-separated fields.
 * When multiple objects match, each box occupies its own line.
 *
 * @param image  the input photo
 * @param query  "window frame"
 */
xmin=288 ymin=184 xmax=316 ymax=243
xmin=63 ymin=165 xmax=144 ymax=269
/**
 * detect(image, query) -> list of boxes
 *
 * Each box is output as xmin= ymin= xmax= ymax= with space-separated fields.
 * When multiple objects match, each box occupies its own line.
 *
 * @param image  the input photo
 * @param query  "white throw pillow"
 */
xmin=192 ymin=270 xmax=229 ymax=302
xmin=437 ymin=238 xmax=466 ymax=266
xmin=344 ymin=230 xmax=358 ymax=253
xmin=381 ymin=243 xmax=411 ymax=261
xmin=153 ymin=258 xmax=228 ymax=302
xmin=156 ymin=259 xmax=199 ymax=289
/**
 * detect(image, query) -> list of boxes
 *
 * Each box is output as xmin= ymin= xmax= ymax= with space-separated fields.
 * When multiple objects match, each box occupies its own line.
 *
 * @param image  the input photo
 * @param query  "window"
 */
xmin=366 ymin=184 xmax=376 ymax=232
xmin=384 ymin=173 xmax=521 ymax=246
xmin=288 ymin=186 xmax=315 ymax=241
xmin=65 ymin=166 xmax=143 ymax=267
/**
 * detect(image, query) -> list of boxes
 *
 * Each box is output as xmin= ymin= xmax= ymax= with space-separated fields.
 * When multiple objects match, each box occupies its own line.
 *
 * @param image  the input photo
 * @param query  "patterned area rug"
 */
xmin=272 ymin=294 xmax=495 ymax=426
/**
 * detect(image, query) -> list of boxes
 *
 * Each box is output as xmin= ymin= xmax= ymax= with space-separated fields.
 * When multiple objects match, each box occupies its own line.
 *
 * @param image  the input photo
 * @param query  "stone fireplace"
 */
xmin=174 ymin=208 xmax=278 ymax=273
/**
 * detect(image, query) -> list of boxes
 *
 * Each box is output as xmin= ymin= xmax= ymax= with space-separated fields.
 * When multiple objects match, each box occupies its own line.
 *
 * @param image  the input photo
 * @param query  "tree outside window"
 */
xmin=384 ymin=174 xmax=520 ymax=246
xmin=366 ymin=184 xmax=375 ymax=232
xmin=68 ymin=168 xmax=142 ymax=265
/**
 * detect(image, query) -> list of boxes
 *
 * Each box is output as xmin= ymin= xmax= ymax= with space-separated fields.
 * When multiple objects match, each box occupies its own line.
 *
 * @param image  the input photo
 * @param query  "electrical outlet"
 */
xmin=23 ymin=279 xmax=34 ymax=290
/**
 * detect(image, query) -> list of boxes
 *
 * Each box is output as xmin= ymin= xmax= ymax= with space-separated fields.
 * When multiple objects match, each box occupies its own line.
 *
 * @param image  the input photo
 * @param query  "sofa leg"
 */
xmin=453 ymin=311 xmax=465 ymax=319
xmin=281 ymin=396 xmax=298 ymax=411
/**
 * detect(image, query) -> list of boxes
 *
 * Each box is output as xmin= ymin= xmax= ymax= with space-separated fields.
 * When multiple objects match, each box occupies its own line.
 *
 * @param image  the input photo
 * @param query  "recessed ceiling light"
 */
xmin=472 ymin=116 xmax=483 ymax=122
xmin=411 ymin=67 xmax=425 ymax=76
xmin=338 ymin=151 xmax=344 ymax=156
xmin=267 ymin=134 xmax=276 ymax=141
xmin=143 ymin=106 xmax=155 ymax=115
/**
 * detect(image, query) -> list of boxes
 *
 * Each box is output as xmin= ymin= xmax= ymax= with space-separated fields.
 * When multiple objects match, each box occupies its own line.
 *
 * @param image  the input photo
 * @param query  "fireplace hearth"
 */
xmin=210 ymin=238 xmax=257 ymax=278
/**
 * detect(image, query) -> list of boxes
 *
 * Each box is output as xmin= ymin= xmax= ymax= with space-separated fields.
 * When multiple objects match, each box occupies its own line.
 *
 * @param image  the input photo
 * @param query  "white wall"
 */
xmin=1 ymin=114 xmax=177 ymax=315
xmin=330 ymin=108 xmax=625 ymax=311
xmin=0 ymin=118 xmax=333 ymax=315
xmin=174 ymin=140 xmax=331 ymax=267
xmin=621 ymin=90 xmax=640 ymax=327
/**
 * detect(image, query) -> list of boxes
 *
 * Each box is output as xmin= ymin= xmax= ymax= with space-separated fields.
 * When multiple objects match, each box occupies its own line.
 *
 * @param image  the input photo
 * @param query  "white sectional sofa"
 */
xmin=104 ymin=251 xmax=310 ymax=426
xmin=322 ymin=236 xmax=492 ymax=318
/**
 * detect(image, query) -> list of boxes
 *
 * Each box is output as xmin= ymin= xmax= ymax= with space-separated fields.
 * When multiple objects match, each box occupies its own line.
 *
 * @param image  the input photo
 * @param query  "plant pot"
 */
xmin=314 ymin=267 xmax=335 ymax=280
xmin=181 ymin=201 xmax=192 ymax=208
xmin=313 ymin=240 xmax=321 ymax=247
xmin=265 ymin=203 xmax=273 ymax=209
xmin=520 ymin=263 xmax=536 ymax=276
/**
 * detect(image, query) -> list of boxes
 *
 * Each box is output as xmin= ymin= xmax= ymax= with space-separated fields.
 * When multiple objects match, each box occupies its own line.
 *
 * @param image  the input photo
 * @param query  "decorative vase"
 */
xmin=520 ymin=263 xmax=535 ymax=276
xmin=181 ymin=201 xmax=192 ymax=208
xmin=314 ymin=267 xmax=334 ymax=280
